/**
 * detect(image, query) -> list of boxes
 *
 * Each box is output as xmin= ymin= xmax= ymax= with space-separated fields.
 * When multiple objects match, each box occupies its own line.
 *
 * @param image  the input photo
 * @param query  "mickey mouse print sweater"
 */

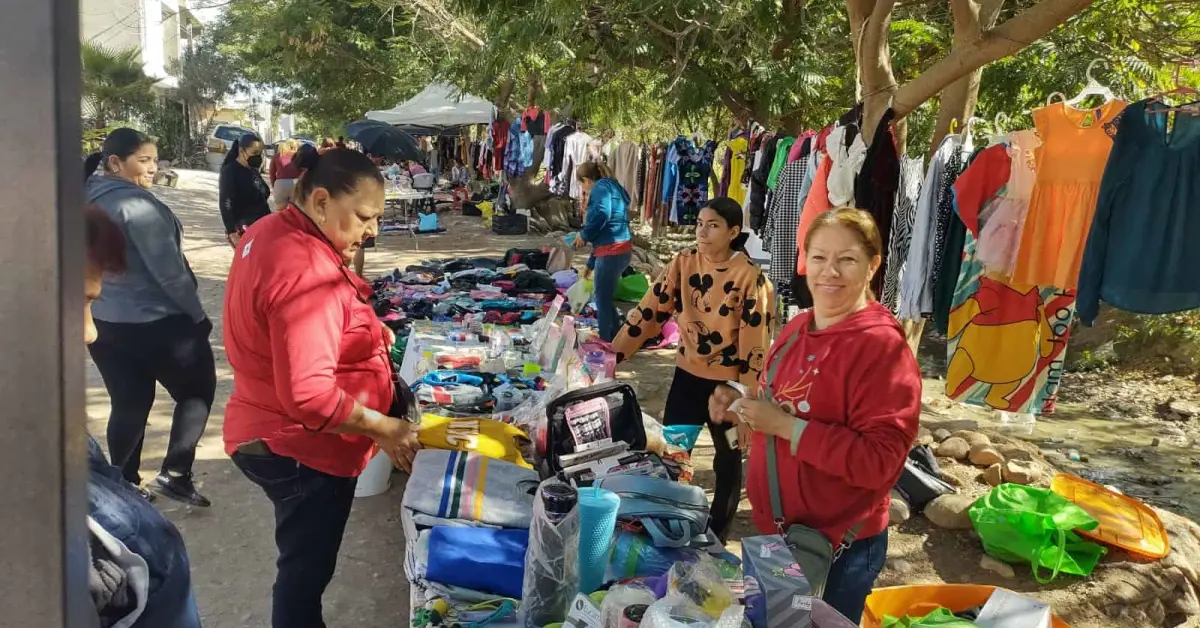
xmin=612 ymin=248 xmax=775 ymax=390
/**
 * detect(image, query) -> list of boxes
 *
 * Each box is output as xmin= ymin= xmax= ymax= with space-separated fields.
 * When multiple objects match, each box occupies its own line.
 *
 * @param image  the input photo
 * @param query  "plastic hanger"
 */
xmin=961 ymin=116 xmax=985 ymax=152
xmin=1147 ymin=61 xmax=1200 ymax=114
xmin=1047 ymin=59 xmax=1115 ymax=107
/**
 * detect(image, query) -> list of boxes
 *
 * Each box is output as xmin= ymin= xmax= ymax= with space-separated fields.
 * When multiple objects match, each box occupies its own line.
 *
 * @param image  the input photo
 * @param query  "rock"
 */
xmin=886 ymin=558 xmax=914 ymax=575
xmin=1002 ymin=460 xmax=1042 ymax=485
xmin=935 ymin=437 xmax=971 ymax=460
xmin=916 ymin=427 xmax=934 ymax=446
xmin=933 ymin=428 xmax=953 ymax=442
xmin=924 ymin=494 xmax=977 ymax=530
xmin=953 ymin=430 xmax=991 ymax=447
xmin=1157 ymin=398 xmax=1199 ymax=422
xmin=980 ymin=555 xmax=1016 ymax=578
xmin=969 ymin=444 xmax=1005 ymax=467
xmin=994 ymin=444 xmax=1036 ymax=462
xmin=889 ymin=489 xmax=911 ymax=525
xmin=983 ymin=463 xmax=1003 ymax=486
xmin=1169 ymin=398 xmax=1199 ymax=418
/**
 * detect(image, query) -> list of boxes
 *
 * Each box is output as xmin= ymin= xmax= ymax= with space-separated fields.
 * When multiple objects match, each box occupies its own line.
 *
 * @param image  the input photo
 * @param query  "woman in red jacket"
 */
xmin=710 ymin=207 xmax=920 ymax=623
xmin=223 ymin=148 xmax=421 ymax=627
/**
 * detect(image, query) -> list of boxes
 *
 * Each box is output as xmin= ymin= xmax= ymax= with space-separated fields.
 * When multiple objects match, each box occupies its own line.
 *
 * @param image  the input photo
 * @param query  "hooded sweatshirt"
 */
xmin=86 ymin=176 xmax=206 ymax=325
xmin=746 ymin=301 xmax=920 ymax=545
xmin=580 ymin=178 xmax=632 ymax=267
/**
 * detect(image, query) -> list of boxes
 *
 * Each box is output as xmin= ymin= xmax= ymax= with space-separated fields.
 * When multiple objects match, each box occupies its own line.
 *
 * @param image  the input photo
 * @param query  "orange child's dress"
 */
xmin=1010 ymin=100 xmax=1127 ymax=290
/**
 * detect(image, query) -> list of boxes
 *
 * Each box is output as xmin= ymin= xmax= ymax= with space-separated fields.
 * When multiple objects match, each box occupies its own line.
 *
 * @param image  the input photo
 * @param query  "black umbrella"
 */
xmin=345 ymin=119 xmax=423 ymax=161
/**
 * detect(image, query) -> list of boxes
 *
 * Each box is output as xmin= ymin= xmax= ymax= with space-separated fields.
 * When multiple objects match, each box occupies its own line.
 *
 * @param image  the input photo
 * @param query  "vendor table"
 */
xmin=382 ymin=189 xmax=434 ymax=250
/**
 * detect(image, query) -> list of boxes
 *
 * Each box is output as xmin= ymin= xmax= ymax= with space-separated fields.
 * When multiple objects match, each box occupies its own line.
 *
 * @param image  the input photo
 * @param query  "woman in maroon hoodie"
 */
xmin=710 ymin=207 xmax=920 ymax=623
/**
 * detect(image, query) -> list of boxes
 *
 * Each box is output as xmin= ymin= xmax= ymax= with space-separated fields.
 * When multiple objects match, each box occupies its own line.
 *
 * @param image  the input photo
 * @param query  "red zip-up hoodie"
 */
xmin=222 ymin=206 xmax=394 ymax=477
xmin=746 ymin=301 xmax=920 ymax=544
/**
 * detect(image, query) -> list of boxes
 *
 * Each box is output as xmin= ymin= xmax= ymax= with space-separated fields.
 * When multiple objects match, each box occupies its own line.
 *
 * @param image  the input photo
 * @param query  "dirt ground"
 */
xmin=86 ymin=172 xmax=1200 ymax=627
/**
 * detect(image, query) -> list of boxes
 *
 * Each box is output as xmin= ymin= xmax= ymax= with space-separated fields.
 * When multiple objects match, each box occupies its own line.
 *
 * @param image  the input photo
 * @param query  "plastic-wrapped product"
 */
xmin=599 ymin=582 xmax=656 ymax=628
xmin=642 ymin=595 xmax=746 ymax=628
xmin=667 ymin=554 xmax=735 ymax=618
xmin=520 ymin=480 xmax=580 ymax=628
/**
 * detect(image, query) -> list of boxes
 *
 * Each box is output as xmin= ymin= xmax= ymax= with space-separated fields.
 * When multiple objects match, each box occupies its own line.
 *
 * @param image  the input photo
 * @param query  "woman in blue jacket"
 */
xmin=574 ymin=161 xmax=633 ymax=341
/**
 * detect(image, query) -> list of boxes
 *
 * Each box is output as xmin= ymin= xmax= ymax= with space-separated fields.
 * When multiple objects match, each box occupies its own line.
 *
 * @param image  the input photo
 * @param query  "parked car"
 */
xmin=205 ymin=124 xmax=255 ymax=172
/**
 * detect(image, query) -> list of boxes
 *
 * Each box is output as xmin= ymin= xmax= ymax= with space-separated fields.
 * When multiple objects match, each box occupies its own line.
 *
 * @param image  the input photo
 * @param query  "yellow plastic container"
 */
xmin=1050 ymin=472 xmax=1170 ymax=559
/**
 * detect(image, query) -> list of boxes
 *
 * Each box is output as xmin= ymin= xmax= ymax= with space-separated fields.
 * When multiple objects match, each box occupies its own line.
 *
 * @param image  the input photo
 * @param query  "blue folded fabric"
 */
xmin=425 ymin=527 xmax=529 ymax=599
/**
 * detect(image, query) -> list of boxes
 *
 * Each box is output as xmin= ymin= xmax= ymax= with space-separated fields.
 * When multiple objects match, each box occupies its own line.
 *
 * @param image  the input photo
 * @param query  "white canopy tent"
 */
xmin=365 ymin=83 xmax=496 ymax=129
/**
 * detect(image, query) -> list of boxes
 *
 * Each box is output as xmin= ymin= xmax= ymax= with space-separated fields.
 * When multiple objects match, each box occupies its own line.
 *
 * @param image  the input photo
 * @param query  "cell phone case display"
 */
xmin=543 ymin=381 xmax=648 ymax=474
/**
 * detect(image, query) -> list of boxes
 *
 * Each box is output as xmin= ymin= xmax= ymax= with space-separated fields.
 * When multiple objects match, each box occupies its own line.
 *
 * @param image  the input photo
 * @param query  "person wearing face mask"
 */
xmin=708 ymin=208 xmax=920 ymax=623
xmin=222 ymin=147 xmax=422 ymax=627
xmin=611 ymin=197 xmax=775 ymax=543
xmin=219 ymin=133 xmax=272 ymax=247
xmin=83 ymin=128 xmax=217 ymax=507
xmin=82 ymin=204 xmax=204 ymax=628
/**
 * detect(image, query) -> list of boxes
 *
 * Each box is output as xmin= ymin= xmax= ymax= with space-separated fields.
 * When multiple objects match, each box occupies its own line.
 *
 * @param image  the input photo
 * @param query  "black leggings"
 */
xmin=662 ymin=366 xmax=742 ymax=543
xmin=88 ymin=315 xmax=217 ymax=484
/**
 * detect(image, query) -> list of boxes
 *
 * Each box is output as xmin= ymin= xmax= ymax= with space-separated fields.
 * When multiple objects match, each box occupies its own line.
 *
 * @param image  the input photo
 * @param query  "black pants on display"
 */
xmin=662 ymin=366 xmax=742 ymax=543
xmin=87 ymin=315 xmax=216 ymax=484
xmin=232 ymin=451 xmax=358 ymax=628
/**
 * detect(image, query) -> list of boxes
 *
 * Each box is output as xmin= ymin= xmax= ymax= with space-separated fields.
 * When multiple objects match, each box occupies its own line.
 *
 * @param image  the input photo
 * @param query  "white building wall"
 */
xmin=80 ymin=0 xmax=179 ymax=85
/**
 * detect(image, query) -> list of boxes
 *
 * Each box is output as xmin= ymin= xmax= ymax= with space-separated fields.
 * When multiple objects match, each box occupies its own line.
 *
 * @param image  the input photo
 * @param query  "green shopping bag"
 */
xmin=968 ymin=484 xmax=1107 ymax=583
xmin=882 ymin=607 xmax=980 ymax=628
xmin=615 ymin=272 xmax=650 ymax=301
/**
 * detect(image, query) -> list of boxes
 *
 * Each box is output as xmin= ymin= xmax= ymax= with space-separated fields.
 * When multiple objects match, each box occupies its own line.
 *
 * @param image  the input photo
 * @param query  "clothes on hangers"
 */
xmin=746 ymin=134 xmax=778 ymax=230
xmin=1012 ymin=100 xmax=1127 ymax=289
xmin=853 ymin=109 xmax=901 ymax=299
xmin=897 ymin=135 xmax=965 ymax=321
xmin=763 ymin=138 xmax=810 ymax=306
xmin=881 ymin=156 xmax=924 ymax=314
xmin=558 ymin=131 xmax=595 ymax=199
xmin=1077 ymin=99 xmax=1200 ymax=325
xmin=521 ymin=107 xmax=551 ymax=136
xmin=976 ymin=130 xmax=1041 ymax=276
xmin=825 ymin=124 xmax=867 ymax=207
xmin=664 ymin=137 xmax=717 ymax=225
xmin=610 ymin=140 xmax=641 ymax=207
xmin=766 ymin=136 xmax=795 ymax=189
xmin=943 ymin=142 xmax=1074 ymax=416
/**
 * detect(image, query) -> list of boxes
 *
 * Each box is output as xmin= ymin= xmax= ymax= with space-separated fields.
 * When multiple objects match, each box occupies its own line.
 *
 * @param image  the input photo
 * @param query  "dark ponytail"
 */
xmin=293 ymin=147 xmax=383 ymax=202
xmin=701 ymin=197 xmax=749 ymax=252
xmin=84 ymin=127 xmax=154 ymax=180
xmin=83 ymin=153 xmax=104 ymax=182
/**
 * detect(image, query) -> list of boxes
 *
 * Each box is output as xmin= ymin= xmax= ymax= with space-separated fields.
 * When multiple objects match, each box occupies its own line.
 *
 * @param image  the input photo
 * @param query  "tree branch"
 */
xmin=395 ymin=0 xmax=485 ymax=49
xmin=893 ymin=0 xmax=1097 ymax=117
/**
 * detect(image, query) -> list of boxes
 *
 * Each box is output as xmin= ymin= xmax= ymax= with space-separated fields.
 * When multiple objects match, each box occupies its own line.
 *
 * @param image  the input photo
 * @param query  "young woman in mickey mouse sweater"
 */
xmin=612 ymin=197 xmax=775 ymax=542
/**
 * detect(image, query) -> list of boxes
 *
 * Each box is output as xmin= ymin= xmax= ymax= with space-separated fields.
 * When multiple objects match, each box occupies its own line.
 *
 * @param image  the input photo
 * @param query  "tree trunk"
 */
xmin=927 ymin=0 xmax=1006 ymax=157
xmin=848 ymin=0 xmax=899 ymax=142
xmin=892 ymin=0 xmax=1098 ymax=118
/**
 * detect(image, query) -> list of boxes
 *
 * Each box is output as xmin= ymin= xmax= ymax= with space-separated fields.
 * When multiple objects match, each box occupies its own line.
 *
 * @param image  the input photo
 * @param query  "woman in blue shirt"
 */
xmin=574 ymin=161 xmax=633 ymax=341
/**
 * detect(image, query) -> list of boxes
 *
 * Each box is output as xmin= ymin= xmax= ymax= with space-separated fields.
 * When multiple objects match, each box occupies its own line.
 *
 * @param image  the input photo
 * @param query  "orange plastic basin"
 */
xmin=863 ymin=584 xmax=1071 ymax=628
xmin=1050 ymin=473 xmax=1170 ymax=559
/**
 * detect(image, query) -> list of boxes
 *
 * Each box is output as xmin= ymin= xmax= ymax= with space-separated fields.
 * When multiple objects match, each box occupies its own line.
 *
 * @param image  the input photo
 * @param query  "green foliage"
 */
xmin=977 ymin=0 xmax=1200 ymax=131
xmin=81 ymin=42 xmax=158 ymax=129
xmin=210 ymin=0 xmax=435 ymax=130
xmin=140 ymin=100 xmax=189 ymax=162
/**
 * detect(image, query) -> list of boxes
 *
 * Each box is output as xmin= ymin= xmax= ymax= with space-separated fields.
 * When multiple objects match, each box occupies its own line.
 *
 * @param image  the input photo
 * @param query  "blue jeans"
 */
xmin=822 ymin=529 xmax=888 ymax=624
xmin=87 ymin=436 xmax=202 ymax=628
xmin=592 ymin=251 xmax=632 ymax=341
xmin=232 ymin=450 xmax=358 ymax=628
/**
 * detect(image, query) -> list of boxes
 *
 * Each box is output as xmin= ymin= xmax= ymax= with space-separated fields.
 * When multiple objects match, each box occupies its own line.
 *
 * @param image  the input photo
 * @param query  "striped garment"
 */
xmin=403 ymin=449 xmax=539 ymax=529
xmin=881 ymin=156 xmax=924 ymax=314
xmin=763 ymin=158 xmax=810 ymax=306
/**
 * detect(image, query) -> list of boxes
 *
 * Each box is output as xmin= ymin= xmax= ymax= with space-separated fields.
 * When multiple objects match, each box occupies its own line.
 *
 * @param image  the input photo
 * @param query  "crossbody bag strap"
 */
xmin=762 ymin=327 xmax=802 ymax=535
